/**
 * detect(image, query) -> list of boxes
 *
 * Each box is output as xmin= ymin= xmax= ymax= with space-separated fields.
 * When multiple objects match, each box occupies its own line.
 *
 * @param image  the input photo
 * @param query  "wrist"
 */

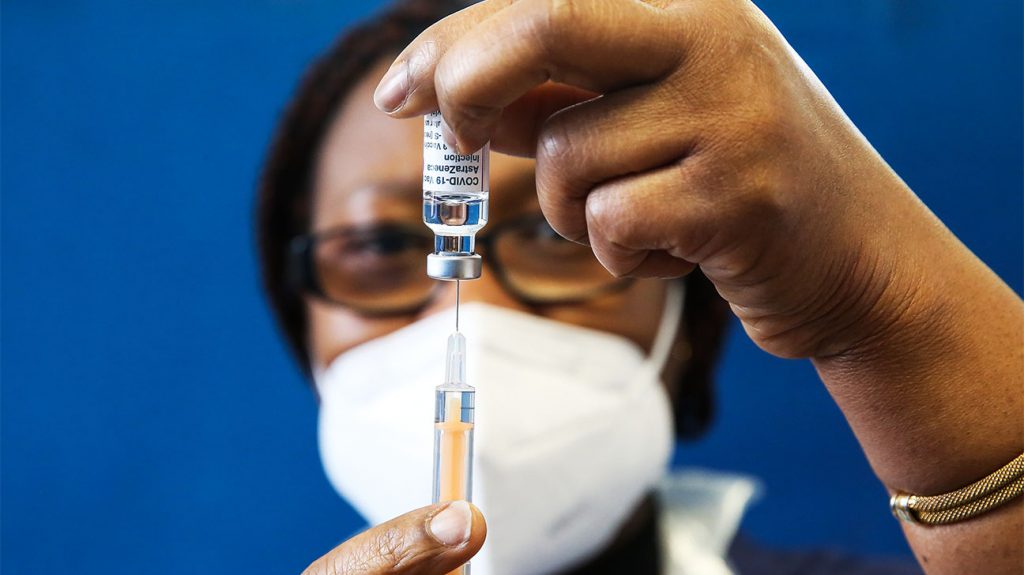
xmin=807 ymin=162 xmax=953 ymax=363
xmin=814 ymin=247 xmax=940 ymax=365
xmin=809 ymin=192 xmax=1024 ymax=493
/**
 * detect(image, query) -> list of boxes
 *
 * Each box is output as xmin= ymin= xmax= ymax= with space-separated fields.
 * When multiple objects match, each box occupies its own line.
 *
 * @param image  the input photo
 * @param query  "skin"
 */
xmin=303 ymin=0 xmax=1024 ymax=573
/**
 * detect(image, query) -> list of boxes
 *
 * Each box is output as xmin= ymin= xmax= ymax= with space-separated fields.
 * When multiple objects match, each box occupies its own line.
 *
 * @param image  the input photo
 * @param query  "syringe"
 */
xmin=433 ymin=332 xmax=475 ymax=575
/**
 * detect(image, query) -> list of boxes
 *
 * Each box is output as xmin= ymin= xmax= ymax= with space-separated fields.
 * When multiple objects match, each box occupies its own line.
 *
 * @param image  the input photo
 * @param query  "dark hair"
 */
xmin=256 ymin=0 xmax=731 ymax=440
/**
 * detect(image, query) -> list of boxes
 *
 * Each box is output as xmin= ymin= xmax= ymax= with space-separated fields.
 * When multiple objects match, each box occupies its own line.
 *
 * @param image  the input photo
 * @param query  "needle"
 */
xmin=455 ymin=279 xmax=460 ymax=332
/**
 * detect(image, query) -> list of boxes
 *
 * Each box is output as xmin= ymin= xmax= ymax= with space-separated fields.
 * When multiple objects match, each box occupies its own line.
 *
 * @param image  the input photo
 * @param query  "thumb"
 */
xmin=302 ymin=501 xmax=486 ymax=575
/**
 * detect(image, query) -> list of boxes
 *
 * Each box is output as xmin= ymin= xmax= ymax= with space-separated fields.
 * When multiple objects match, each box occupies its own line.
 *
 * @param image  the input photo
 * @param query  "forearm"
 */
xmin=812 ymin=182 xmax=1024 ymax=573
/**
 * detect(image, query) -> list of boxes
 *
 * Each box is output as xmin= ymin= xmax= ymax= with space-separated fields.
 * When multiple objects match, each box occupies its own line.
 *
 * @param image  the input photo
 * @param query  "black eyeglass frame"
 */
xmin=287 ymin=213 xmax=634 ymax=316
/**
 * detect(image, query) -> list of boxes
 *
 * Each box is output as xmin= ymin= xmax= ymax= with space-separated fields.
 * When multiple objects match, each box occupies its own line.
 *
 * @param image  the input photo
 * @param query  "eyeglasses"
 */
xmin=288 ymin=214 xmax=632 ymax=316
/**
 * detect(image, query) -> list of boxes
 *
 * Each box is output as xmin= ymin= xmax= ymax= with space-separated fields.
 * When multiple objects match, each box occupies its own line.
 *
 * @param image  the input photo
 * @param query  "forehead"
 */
xmin=312 ymin=59 xmax=538 ymax=232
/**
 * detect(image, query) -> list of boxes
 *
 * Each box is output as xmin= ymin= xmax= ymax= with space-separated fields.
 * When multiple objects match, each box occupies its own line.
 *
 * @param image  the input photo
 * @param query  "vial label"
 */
xmin=423 ymin=111 xmax=490 ymax=195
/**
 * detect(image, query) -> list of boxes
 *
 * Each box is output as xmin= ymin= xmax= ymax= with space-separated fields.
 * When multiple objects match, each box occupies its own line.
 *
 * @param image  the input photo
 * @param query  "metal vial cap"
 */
xmin=427 ymin=253 xmax=482 ymax=280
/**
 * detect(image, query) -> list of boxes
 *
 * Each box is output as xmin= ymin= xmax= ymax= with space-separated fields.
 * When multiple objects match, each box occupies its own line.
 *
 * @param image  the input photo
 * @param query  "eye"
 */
xmin=504 ymin=216 xmax=594 ymax=262
xmin=524 ymin=218 xmax=562 ymax=243
xmin=525 ymin=219 xmax=579 ymax=252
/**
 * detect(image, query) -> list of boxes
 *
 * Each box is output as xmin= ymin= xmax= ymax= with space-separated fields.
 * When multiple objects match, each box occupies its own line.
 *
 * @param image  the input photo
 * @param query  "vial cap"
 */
xmin=427 ymin=253 xmax=482 ymax=280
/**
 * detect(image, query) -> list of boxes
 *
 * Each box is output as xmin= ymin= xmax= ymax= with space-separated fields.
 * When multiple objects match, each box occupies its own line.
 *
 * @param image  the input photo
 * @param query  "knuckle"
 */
xmin=447 ymin=102 xmax=500 ymax=138
xmin=535 ymin=122 xmax=589 ymax=243
xmin=535 ymin=190 xmax=587 ymax=244
xmin=373 ymin=523 xmax=447 ymax=573
xmin=458 ymin=102 xmax=499 ymax=123
xmin=435 ymin=57 xmax=500 ymax=148
xmin=433 ymin=55 xmax=464 ymax=106
xmin=674 ymin=156 xmax=738 ymax=208
xmin=372 ymin=525 xmax=409 ymax=568
xmin=585 ymin=190 xmax=632 ymax=247
xmin=738 ymin=91 xmax=794 ymax=150
xmin=674 ymin=155 xmax=708 ymax=192
xmin=595 ymin=245 xmax=640 ymax=279
xmin=342 ymin=544 xmax=380 ymax=574
xmin=543 ymin=0 xmax=579 ymax=34
xmin=538 ymin=116 xmax=575 ymax=162
xmin=524 ymin=0 xmax=579 ymax=65
xmin=705 ymin=1 xmax=773 ymax=53
xmin=539 ymin=200 xmax=587 ymax=244
xmin=390 ymin=546 xmax=436 ymax=572
xmin=301 ymin=523 xmax=424 ymax=575
xmin=735 ymin=182 xmax=786 ymax=227
xmin=406 ymin=40 xmax=439 ymax=88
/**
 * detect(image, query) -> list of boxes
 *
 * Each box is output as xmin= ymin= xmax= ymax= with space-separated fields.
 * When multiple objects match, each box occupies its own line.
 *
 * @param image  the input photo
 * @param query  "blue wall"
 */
xmin=2 ymin=1 xmax=1020 ymax=573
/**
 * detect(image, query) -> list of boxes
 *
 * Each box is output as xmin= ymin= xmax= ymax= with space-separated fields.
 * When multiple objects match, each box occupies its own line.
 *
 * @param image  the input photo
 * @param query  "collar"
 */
xmin=656 ymin=468 xmax=762 ymax=575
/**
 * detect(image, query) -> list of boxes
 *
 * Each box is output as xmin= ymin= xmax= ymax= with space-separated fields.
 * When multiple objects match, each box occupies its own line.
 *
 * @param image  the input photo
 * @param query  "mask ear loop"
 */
xmin=647 ymin=281 xmax=686 ymax=370
xmin=311 ymin=362 xmax=327 ymax=397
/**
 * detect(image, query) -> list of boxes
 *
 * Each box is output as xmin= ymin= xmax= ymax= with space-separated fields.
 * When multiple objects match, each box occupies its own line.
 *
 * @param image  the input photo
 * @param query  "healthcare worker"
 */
xmin=257 ymin=1 xmax=1023 ymax=573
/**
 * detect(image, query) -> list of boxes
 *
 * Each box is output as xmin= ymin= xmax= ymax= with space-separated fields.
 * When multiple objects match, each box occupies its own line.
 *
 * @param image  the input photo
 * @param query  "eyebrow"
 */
xmin=343 ymin=180 xmax=422 ymax=202
xmin=312 ymin=179 xmax=422 ymax=232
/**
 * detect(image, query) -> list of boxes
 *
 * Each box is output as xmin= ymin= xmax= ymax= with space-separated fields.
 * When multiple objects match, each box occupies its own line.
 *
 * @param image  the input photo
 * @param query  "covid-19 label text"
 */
xmin=423 ymin=111 xmax=489 ymax=194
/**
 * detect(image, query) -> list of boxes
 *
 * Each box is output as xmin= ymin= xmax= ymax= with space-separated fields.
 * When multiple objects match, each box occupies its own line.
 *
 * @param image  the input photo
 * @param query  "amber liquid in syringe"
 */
xmin=432 ymin=327 xmax=475 ymax=575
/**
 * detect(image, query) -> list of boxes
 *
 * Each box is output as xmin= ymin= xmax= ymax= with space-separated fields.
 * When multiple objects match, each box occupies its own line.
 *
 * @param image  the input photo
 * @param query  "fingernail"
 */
xmin=373 ymin=62 xmax=409 ymax=113
xmin=429 ymin=501 xmax=472 ymax=547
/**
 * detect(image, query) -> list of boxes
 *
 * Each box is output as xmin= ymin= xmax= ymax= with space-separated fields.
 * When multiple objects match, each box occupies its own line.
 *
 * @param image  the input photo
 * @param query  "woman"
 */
xmin=258 ymin=1 xmax=1023 ymax=573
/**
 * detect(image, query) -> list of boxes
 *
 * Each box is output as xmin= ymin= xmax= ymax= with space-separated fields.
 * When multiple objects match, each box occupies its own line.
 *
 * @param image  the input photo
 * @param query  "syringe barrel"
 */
xmin=433 ymin=385 xmax=475 ymax=575
xmin=432 ymin=385 xmax=475 ymax=504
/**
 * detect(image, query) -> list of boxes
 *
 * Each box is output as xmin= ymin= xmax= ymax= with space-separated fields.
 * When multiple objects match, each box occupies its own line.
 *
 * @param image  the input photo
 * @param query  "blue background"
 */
xmin=2 ymin=1 xmax=1020 ymax=573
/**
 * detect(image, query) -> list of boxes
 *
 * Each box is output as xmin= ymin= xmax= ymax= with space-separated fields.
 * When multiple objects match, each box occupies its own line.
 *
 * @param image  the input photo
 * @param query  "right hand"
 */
xmin=302 ymin=501 xmax=486 ymax=575
xmin=372 ymin=0 xmax=940 ymax=361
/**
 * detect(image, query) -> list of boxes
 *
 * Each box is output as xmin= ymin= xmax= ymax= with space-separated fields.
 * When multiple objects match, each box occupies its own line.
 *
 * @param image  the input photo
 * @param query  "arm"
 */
xmin=811 ymin=187 xmax=1023 ymax=572
xmin=373 ymin=0 xmax=1023 ymax=572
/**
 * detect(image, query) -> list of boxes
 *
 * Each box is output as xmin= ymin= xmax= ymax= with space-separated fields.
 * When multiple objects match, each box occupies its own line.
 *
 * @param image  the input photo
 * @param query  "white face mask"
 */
xmin=315 ymin=284 xmax=684 ymax=575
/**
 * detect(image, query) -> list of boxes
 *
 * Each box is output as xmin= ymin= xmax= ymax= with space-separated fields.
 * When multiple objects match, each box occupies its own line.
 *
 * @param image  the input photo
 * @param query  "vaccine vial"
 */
xmin=423 ymin=111 xmax=489 ymax=280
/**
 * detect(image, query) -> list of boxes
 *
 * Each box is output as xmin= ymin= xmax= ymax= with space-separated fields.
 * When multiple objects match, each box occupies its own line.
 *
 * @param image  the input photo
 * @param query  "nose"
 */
xmin=422 ymin=262 xmax=532 ymax=318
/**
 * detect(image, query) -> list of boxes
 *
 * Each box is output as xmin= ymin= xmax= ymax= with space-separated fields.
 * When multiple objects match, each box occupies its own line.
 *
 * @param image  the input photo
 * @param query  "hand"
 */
xmin=374 ymin=0 xmax=934 ymax=359
xmin=302 ymin=501 xmax=486 ymax=575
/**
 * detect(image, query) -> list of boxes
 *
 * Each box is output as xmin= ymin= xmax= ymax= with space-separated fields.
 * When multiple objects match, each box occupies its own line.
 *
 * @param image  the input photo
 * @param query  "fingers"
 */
xmin=584 ymin=162 xmax=712 ymax=279
xmin=302 ymin=501 xmax=486 ymax=575
xmin=489 ymin=83 xmax=598 ymax=158
xmin=375 ymin=0 xmax=685 ymax=153
xmin=435 ymin=0 xmax=682 ymax=153
xmin=372 ymin=0 xmax=510 ymax=115
xmin=533 ymin=84 xmax=695 ymax=244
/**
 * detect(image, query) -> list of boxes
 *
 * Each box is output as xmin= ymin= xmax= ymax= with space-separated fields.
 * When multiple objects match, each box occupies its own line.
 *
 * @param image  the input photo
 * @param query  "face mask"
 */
xmin=315 ymin=284 xmax=684 ymax=575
